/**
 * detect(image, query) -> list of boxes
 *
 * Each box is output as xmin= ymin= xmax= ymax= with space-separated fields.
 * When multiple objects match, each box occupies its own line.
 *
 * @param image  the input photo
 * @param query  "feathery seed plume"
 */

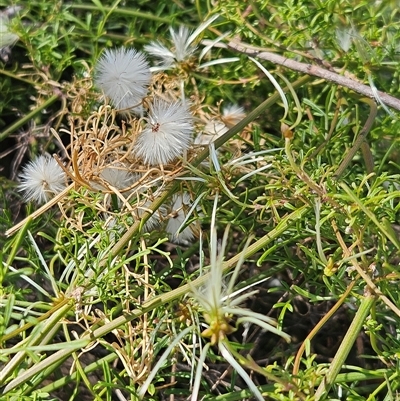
xmin=144 ymin=26 xmax=195 ymax=70
xmin=134 ymin=99 xmax=193 ymax=165
xmin=94 ymin=47 xmax=151 ymax=112
xmin=144 ymin=15 xmax=219 ymax=71
xmin=18 ymin=154 xmax=67 ymax=204
xmin=166 ymin=192 xmax=196 ymax=243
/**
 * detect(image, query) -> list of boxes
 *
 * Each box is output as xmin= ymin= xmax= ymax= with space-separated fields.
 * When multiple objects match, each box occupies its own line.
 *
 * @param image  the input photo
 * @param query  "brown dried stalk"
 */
xmin=228 ymin=40 xmax=400 ymax=111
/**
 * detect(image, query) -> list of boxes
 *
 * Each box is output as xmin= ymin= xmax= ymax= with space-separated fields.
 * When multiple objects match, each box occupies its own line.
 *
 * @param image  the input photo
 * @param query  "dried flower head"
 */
xmin=18 ymin=155 xmax=67 ymax=204
xmin=134 ymin=99 xmax=193 ymax=165
xmin=94 ymin=47 xmax=151 ymax=111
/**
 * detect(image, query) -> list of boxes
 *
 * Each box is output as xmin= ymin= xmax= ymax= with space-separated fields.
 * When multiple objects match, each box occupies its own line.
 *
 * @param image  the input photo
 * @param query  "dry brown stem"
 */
xmin=228 ymin=40 xmax=400 ymax=111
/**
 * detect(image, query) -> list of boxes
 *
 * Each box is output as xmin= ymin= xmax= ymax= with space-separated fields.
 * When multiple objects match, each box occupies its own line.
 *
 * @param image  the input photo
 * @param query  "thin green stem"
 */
xmin=212 ymin=76 xmax=311 ymax=156
xmin=0 ymin=94 xmax=60 ymax=142
xmin=101 ymin=76 xmax=311 ymax=270
xmin=0 ymin=69 xmax=37 ymax=86
xmin=4 ymin=218 xmax=32 ymax=270
xmin=335 ymin=366 xmax=387 ymax=383
xmin=339 ymin=182 xmax=400 ymax=251
xmin=0 ymin=299 xmax=74 ymax=385
xmin=314 ymin=292 xmax=376 ymax=400
xmin=334 ymin=98 xmax=377 ymax=178
xmin=70 ymin=4 xmax=177 ymax=23
xmin=2 ymin=75 xmax=311 ymax=395
xmin=1 ymin=205 xmax=309 ymax=395
xmin=293 ymin=281 xmax=356 ymax=377
xmin=38 ymin=353 xmax=118 ymax=393
xmin=366 ymin=371 xmax=398 ymax=401
xmin=0 ymin=297 xmax=71 ymax=343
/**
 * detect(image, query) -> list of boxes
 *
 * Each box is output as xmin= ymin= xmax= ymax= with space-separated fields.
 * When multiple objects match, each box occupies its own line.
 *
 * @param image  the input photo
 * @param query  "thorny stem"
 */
xmin=228 ymin=40 xmax=400 ymax=111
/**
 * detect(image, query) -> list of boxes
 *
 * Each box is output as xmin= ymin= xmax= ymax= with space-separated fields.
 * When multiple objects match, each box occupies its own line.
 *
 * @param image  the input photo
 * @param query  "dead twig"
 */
xmin=228 ymin=40 xmax=400 ymax=112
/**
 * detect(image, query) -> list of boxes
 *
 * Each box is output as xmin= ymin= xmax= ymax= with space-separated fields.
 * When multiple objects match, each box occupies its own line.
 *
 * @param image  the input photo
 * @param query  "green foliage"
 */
xmin=1 ymin=0 xmax=400 ymax=400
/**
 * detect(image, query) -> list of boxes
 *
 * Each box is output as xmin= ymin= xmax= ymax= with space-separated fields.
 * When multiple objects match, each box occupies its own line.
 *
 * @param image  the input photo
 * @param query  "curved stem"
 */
xmin=292 ymin=281 xmax=355 ymax=377
xmin=0 ymin=69 xmax=37 ymax=86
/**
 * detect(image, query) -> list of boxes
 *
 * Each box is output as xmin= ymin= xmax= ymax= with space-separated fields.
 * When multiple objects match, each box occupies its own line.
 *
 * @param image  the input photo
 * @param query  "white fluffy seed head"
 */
xmin=194 ymin=104 xmax=245 ymax=145
xmin=99 ymin=167 xmax=136 ymax=190
xmin=222 ymin=104 xmax=245 ymax=127
xmin=134 ymin=99 xmax=193 ymax=165
xmin=0 ymin=14 xmax=19 ymax=49
xmin=94 ymin=47 xmax=151 ymax=111
xmin=18 ymin=155 xmax=67 ymax=204
xmin=137 ymin=201 xmax=167 ymax=233
xmin=166 ymin=192 xmax=196 ymax=244
xmin=194 ymin=120 xmax=228 ymax=145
